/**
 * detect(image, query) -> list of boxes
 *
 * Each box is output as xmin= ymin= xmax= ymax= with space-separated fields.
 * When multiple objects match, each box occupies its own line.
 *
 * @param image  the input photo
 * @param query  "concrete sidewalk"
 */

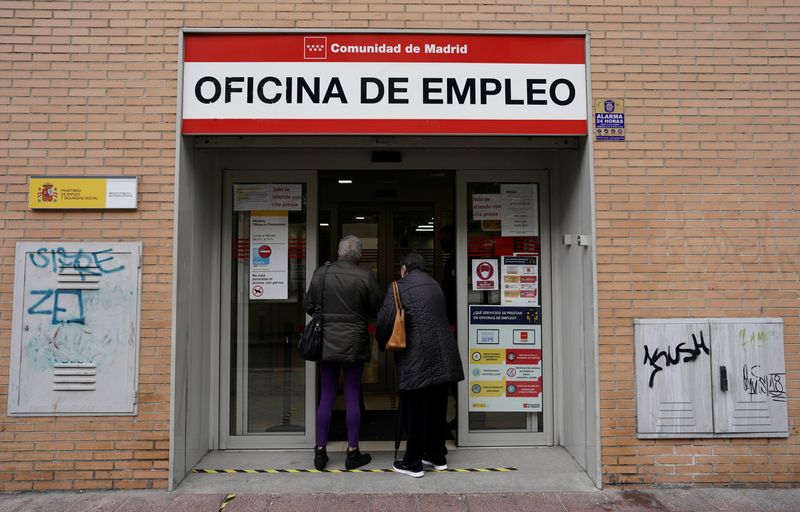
xmin=1 ymin=488 xmax=800 ymax=512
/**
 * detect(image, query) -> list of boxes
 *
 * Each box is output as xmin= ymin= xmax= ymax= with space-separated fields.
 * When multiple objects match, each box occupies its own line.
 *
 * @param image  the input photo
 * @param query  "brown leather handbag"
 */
xmin=384 ymin=281 xmax=406 ymax=351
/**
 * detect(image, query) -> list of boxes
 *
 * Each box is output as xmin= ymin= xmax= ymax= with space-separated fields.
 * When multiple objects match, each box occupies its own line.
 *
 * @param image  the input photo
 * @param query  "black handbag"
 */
xmin=298 ymin=263 xmax=330 ymax=361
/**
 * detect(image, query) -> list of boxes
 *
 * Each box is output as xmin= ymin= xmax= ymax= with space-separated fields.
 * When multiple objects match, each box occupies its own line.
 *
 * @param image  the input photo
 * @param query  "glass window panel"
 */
xmin=466 ymin=181 xmax=543 ymax=433
xmin=230 ymin=184 xmax=308 ymax=435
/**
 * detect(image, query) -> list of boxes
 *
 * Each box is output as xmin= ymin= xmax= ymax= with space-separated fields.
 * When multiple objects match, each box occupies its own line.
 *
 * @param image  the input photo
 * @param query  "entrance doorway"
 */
xmin=318 ymin=171 xmax=455 ymax=441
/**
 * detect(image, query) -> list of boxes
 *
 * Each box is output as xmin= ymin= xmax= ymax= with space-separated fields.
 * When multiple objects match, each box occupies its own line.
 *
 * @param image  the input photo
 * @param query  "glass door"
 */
xmin=457 ymin=170 xmax=552 ymax=447
xmin=220 ymin=171 xmax=317 ymax=449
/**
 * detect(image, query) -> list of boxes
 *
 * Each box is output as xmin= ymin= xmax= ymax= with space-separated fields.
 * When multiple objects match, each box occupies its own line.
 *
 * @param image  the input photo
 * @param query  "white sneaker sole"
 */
xmin=421 ymin=460 xmax=448 ymax=470
xmin=392 ymin=465 xmax=424 ymax=478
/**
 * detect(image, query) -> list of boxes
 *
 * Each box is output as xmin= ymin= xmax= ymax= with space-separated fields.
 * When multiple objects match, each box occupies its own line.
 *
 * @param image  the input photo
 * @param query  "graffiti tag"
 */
xmin=642 ymin=330 xmax=710 ymax=388
xmin=742 ymin=364 xmax=786 ymax=402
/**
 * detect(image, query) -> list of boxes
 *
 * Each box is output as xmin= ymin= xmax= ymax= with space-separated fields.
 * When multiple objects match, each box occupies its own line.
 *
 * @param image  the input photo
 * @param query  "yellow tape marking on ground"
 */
xmin=217 ymin=493 xmax=236 ymax=512
xmin=193 ymin=467 xmax=517 ymax=474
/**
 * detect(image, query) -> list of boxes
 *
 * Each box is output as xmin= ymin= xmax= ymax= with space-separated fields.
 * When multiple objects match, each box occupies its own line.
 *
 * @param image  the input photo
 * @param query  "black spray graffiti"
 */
xmin=742 ymin=364 xmax=786 ymax=402
xmin=642 ymin=331 xmax=710 ymax=388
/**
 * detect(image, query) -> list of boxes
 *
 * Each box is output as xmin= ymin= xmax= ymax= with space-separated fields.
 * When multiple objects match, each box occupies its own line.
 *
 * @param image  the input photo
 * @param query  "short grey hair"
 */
xmin=338 ymin=235 xmax=362 ymax=262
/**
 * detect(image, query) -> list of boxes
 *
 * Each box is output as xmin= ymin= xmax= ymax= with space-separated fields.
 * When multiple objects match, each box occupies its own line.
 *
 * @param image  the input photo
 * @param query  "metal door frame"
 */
xmin=456 ymin=169 xmax=553 ymax=447
xmin=219 ymin=169 xmax=318 ymax=449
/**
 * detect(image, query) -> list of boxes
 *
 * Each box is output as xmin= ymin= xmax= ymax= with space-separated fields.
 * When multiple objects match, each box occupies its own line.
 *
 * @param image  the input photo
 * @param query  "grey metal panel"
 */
xmin=710 ymin=318 xmax=787 ymax=436
xmin=634 ymin=320 xmax=714 ymax=435
xmin=9 ymin=242 xmax=142 ymax=416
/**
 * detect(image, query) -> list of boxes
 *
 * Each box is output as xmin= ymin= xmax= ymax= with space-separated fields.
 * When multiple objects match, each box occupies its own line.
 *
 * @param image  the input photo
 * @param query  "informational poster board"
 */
xmin=469 ymin=305 xmax=542 ymax=412
xmin=249 ymin=211 xmax=289 ymax=300
xmin=501 ymin=256 xmax=539 ymax=306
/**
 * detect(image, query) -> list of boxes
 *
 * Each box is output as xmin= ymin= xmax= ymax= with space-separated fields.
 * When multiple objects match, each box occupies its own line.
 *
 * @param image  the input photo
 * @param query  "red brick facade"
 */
xmin=1 ymin=1 xmax=797 ymax=491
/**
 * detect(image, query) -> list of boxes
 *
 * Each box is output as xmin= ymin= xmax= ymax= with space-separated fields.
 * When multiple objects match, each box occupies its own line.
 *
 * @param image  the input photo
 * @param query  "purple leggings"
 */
xmin=316 ymin=361 xmax=363 ymax=448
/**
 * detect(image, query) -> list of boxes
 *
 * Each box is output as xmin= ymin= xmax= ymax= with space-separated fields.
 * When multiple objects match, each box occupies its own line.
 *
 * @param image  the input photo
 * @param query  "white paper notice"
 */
xmin=235 ymin=184 xmax=302 ymax=211
xmin=472 ymin=194 xmax=501 ymax=220
xmin=249 ymin=211 xmax=289 ymax=300
xmin=472 ymin=259 xmax=499 ymax=291
xmin=501 ymin=184 xmax=538 ymax=236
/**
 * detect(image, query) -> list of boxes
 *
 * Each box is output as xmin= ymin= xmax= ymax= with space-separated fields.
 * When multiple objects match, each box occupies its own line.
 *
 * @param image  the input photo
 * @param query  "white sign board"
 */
xmin=249 ymin=211 xmax=289 ymax=300
xmin=501 ymin=184 xmax=538 ymax=236
xmin=182 ymin=33 xmax=587 ymax=135
xmin=234 ymin=184 xmax=302 ymax=211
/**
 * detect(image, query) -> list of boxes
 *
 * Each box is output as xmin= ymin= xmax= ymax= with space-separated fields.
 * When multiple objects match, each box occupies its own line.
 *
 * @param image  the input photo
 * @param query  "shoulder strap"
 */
xmin=392 ymin=280 xmax=402 ymax=312
xmin=316 ymin=262 xmax=331 ymax=313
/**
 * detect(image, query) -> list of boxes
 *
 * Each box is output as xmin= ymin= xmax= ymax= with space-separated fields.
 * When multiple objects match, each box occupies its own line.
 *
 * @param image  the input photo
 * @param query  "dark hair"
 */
xmin=402 ymin=251 xmax=426 ymax=272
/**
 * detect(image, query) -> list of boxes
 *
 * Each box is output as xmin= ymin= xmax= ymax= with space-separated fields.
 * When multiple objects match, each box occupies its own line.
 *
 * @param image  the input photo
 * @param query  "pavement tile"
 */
xmin=736 ymin=489 xmax=800 ymax=512
xmin=267 ymin=494 xmax=319 ymax=512
xmin=512 ymin=492 xmax=567 ymax=512
xmin=645 ymin=489 xmax=716 ymax=512
xmin=317 ymin=494 xmax=369 ymax=512
xmin=557 ymin=491 xmax=618 ymax=511
xmin=62 ymin=493 xmax=132 ymax=512
xmin=15 ymin=493 xmax=81 ymax=512
xmin=164 ymin=494 xmax=227 ymax=512
xmin=0 ymin=495 xmax=33 ymax=512
xmin=113 ymin=493 xmax=177 ymax=512
xmin=367 ymin=494 xmax=417 ymax=512
xmin=417 ymin=494 xmax=466 ymax=512
xmin=464 ymin=493 xmax=519 ymax=512
xmin=610 ymin=491 xmax=667 ymax=511
xmin=223 ymin=494 xmax=273 ymax=512
xmin=694 ymin=488 xmax=767 ymax=512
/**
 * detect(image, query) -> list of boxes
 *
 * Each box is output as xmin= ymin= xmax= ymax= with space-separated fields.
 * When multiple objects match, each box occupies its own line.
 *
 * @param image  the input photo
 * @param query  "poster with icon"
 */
xmin=501 ymin=256 xmax=538 ymax=306
xmin=468 ymin=305 xmax=542 ymax=412
xmin=249 ymin=211 xmax=289 ymax=300
xmin=472 ymin=259 xmax=499 ymax=291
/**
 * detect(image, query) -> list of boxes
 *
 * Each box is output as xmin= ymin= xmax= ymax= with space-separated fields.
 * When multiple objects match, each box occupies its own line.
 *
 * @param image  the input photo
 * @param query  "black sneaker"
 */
xmin=345 ymin=448 xmax=371 ymax=470
xmin=392 ymin=460 xmax=424 ymax=478
xmin=422 ymin=457 xmax=448 ymax=470
xmin=314 ymin=446 xmax=328 ymax=470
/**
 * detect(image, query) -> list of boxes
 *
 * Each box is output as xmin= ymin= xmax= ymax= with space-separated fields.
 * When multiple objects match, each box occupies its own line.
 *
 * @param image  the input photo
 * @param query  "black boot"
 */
xmin=345 ymin=447 xmax=371 ymax=470
xmin=314 ymin=446 xmax=328 ymax=470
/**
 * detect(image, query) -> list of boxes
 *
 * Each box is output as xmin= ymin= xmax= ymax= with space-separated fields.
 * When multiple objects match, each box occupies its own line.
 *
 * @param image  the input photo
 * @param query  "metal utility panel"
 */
xmin=710 ymin=319 xmax=787 ymax=435
xmin=8 ymin=242 xmax=142 ymax=416
xmin=635 ymin=318 xmax=787 ymax=439
xmin=634 ymin=320 xmax=714 ymax=436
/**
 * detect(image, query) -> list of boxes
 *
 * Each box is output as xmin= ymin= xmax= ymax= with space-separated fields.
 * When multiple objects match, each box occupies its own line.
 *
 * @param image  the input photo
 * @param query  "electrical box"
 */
xmin=634 ymin=318 xmax=787 ymax=438
xmin=8 ymin=242 xmax=142 ymax=416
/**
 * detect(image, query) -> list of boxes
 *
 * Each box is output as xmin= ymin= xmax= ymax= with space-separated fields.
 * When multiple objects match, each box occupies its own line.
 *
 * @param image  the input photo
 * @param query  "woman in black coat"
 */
xmin=376 ymin=252 xmax=464 ymax=478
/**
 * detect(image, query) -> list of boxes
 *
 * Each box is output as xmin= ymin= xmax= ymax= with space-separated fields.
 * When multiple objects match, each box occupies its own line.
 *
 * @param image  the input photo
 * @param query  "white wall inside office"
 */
xmin=8 ymin=242 xmax=142 ymax=416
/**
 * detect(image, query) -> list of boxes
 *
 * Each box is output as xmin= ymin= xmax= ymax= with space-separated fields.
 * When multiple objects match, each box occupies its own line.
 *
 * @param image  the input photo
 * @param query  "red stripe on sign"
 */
xmin=182 ymin=118 xmax=587 ymax=135
xmin=184 ymin=33 xmax=585 ymax=64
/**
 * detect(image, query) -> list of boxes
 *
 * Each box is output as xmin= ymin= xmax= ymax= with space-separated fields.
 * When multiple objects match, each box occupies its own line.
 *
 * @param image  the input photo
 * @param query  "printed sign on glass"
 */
xmin=468 ymin=305 xmax=542 ymax=412
xmin=250 ymin=211 xmax=289 ymax=300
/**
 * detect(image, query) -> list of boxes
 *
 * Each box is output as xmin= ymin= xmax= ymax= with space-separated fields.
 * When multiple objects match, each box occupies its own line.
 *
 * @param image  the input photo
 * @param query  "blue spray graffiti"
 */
xmin=29 ymin=247 xmax=125 ymax=278
xmin=25 ymin=247 xmax=132 ymax=371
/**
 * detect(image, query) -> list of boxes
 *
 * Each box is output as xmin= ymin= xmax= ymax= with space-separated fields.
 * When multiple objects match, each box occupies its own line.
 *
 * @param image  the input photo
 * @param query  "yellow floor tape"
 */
xmin=195 ymin=467 xmax=517 ymax=474
xmin=217 ymin=493 xmax=236 ymax=511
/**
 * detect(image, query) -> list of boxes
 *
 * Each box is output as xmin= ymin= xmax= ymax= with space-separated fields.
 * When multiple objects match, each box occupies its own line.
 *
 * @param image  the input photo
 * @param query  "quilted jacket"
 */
xmin=375 ymin=269 xmax=465 ymax=390
xmin=303 ymin=260 xmax=383 ymax=363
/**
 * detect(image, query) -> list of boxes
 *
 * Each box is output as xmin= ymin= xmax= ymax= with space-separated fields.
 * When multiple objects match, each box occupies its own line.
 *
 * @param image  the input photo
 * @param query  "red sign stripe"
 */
xmin=182 ymin=118 xmax=587 ymax=135
xmin=184 ymin=33 xmax=585 ymax=64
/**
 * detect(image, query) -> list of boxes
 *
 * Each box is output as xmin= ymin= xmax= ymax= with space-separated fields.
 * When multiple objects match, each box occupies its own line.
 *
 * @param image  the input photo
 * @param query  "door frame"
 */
xmin=219 ymin=169 xmax=318 ymax=449
xmin=456 ymin=169 xmax=554 ymax=447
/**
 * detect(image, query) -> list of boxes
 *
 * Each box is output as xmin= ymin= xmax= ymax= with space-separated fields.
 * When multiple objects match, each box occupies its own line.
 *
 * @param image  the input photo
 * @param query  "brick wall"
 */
xmin=1 ymin=0 xmax=797 ymax=491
